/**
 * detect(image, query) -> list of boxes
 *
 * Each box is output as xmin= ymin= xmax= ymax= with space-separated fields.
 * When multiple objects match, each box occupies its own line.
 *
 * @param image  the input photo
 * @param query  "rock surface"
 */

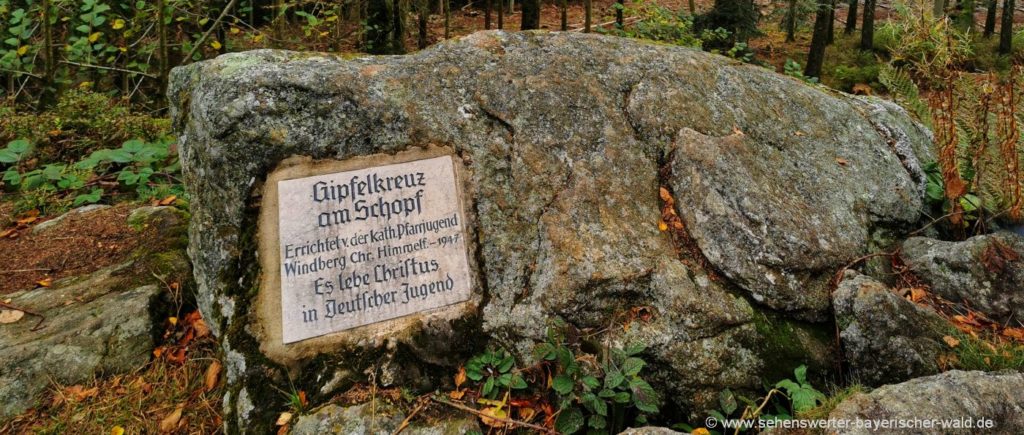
xmin=833 ymin=272 xmax=950 ymax=387
xmin=829 ymin=370 xmax=1024 ymax=434
xmin=0 ymin=206 xmax=189 ymax=422
xmin=901 ymin=232 xmax=1024 ymax=323
xmin=169 ymin=31 xmax=932 ymax=431
xmin=290 ymin=402 xmax=480 ymax=435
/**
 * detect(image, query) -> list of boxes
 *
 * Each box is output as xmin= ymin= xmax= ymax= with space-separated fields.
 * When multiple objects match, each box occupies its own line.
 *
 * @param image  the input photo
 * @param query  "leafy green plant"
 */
xmin=784 ymin=59 xmax=819 ymax=84
xmin=535 ymin=328 xmax=659 ymax=434
xmin=465 ymin=349 xmax=527 ymax=399
xmin=774 ymin=365 xmax=826 ymax=414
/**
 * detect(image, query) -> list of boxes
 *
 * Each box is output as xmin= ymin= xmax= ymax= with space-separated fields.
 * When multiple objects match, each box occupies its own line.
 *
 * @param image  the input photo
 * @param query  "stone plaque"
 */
xmin=275 ymin=155 xmax=472 ymax=343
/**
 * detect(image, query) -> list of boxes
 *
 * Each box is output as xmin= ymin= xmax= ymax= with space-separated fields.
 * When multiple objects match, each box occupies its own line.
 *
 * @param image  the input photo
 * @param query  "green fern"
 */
xmin=878 ymin=64 xmax=931 ymax=126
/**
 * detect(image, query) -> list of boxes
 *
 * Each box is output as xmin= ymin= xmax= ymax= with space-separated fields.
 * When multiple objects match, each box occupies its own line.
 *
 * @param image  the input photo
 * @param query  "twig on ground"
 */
xmin=429 ymin=396 xmax=557 ymax=434
xmin=0 ymin=268 xmax=52 ymax=274
xmin=0 ymin=300 xmax=46 ymax=331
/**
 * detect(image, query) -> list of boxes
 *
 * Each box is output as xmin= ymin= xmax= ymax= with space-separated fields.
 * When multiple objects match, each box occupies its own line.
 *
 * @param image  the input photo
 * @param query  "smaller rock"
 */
xmin=829 ymin=370 xmax=1024 ymax=434
xmin=833 ymin=272 xmax=950 ymax=386
xmin=31 ymin=204 xmax=110 ymax=234
xmin=127 ymin=206 xmax=189 ymax=232
xmin=290 ymin=402 xmax=480 ymax=435
xmin=619 ymin=427 xmax=685 ymax=435
xmin=901 ymin=232 xmax=1024 ymax=323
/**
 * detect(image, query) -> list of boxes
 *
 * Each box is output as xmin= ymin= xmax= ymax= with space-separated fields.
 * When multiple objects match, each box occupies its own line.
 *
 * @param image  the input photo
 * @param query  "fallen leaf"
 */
xmin=16 ymin=216 xmax=38 ymax=226
xmin=0 ymin=309 xmax=25 ymax=324
xmin=692 ymin=428 xmax=711 ymax=435
xmin=449 ymin=389 xmax=465 ymax=400
xmin=65 ymin=385 xmax=99 ymax=401
xmin=0 ymin=228 xmax=14 ymax=238
xmin=158 ymin=195 xmax=177 ymax=206
xmin=193 ymin=318 xmax=211 ymax=338
xmin=943 ymin=335 xmax=960 ymax=348
xmin=204 ymin=361 xmax=222 ymax=392
xmin=517 ymin=407 xmax=536 ymax=421
xmin=909 ymin=287 xmax=927 ymax=302
xmin=1003 ymin=328 xmax=1024 ymax=341
xmin=658 ymin=187 xmax=673 ymax=203
xmin=657 ymin=219 xmax=668 ymax=231
xmin=111 ymin=425 xmax=125 ymax=435
xmin=479 ymin=405 xmax=508 ymax=428
xmin=732 ymin=126 xmax=745 ymax=136
xmin=36 ymin=278 xmax=52 ymax=288
xmin=160 ymin=404 xmax=184 ymax=432
xmin=835 ymin=157 xmax=849 ymax=166
xmin=298 ymin=390 xmax=308 ymax=408
xmin=275 ymin=412 xmax=293 ymax=426
xmin=454 ymin=366 xmax=467 ymax=388
xmin=168 ymin=316 xmax=178 ymax=326
xmin=153 ymin=347 xmax=164 ymax=358
xmin=852 ymin=83 xmax=873 ymax=96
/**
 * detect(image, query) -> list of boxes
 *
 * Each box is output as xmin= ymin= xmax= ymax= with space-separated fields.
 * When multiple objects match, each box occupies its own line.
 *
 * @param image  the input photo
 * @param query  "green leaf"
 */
xmin=590 ymin=396 xmax=608 ymax=416
xmin=497 ymin=373 xmax=512 ymax=387
xmin=719 ymin=388 xmax=737 ymax=416
xmin=42 ymin=164 xmax=64 ymax=180
xmin=73 ymin=188 xmax=102 ymax=206
xmin=2 ymin=169 xmax=20 ymax=186
xmin=597 ymin=388 xmax=615 ymax=398
xmin=604 ymin=369 xmax=625 ymax=389
xmin=581 ymin=376 xmax=600 ymax=389
xmin=555 ymin=407 xmax=584 ymax=434
xmin=509 ymin=374 xmax=527 ymax=389
xmin=6 ymin=139 xmax=30 ymax=153
xmin=588 ymin=414 xmax=607 ymax=429
xmin=622 ymin=357 xmax=645 ymax=377
xmin=482 ymin=376 xmax=495 ymax=397
xmin=794 ymin=365 xmax=808 ymax=384
xmin=497 ymin=355 xmax=514 ymax=373
xmin=624 ymin=342 xmax=646 ymax=356
xmin=629 ymin=378 xmax=659 ymax=414
xmin=552 ymin=374 xmax=574 ymax=395
xmin=0 ymin=149 xmax=18 ymax=163
xmin=534 ymin=343 xmax=556 ymax=360
xmin=612 ymin=391 xmax=631 ymax=403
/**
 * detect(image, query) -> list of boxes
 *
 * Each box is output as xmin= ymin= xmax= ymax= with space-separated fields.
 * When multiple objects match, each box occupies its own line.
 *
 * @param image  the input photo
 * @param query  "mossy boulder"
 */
xmin=169 ymin=31 xmax=932 ymax=431
xmin=0 ymin=205 xmax=190 ymax=422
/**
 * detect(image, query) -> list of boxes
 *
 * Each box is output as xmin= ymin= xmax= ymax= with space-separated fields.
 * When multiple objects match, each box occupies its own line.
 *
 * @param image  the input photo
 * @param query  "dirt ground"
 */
xmin=0 ymin=203 xmax=150 ymax=295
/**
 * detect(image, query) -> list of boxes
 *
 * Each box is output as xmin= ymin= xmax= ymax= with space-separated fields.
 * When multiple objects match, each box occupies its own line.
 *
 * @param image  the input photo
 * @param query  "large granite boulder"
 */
xmin=832 ymin=272 xmax=950 ymax=387
xmin=169 ymin=31 xmax=932 ymax=431
xmin=901 ymin=232 xmax=1024 ymax=323
xmin=829 ymin=370 xmax=1024 ymax=434
xmin=0 ymin=206 xmax=189 ymax=422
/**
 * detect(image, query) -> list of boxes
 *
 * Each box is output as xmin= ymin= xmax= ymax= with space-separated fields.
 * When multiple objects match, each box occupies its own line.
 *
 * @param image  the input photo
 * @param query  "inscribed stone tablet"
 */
xmin=276 ymin=156 xmax=472 ymax=343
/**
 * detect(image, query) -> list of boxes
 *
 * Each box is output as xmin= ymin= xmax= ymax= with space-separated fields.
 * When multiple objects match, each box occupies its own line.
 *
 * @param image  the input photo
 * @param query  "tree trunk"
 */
xmin=785 ymin=0 xmax=797 ymax=42
xmin=366 ymin=0 xmax=406 ymax=54
xmin=444 ymin=0 xmax=450 ymax=39
xmin=954 ymin=0 xmax=975 ymax=32
xmin=418 ymin=0 xmax=429 ymax=48
xmin=827 ymin=0 xmax=835 ymax=44
xmin=805 ymin=0 xmax=831 ymax=78
xmin=498 ymin=0 xmax=504 ymax=29
xmin=274 ymin=0 xmax=286 ymax=47
xmin=157 ymin=0 xmax=169 ymax=98
xmin=585 ymin=0 xmax=592 ymax=32
xmin=39 ymin=0 xmax=55 ymax=107
xmin=984 ymin=0 xmax=997 ymax=36
xmin=561 ymin=0 xmax=568 ymax=30
xmin=933 ymin=0 xmax=945 ymax=16
xmin=485 ymin=0 xmax=492 ymax=29
xmin=861 ymin=0 xmax=875 ymax=50
xmin=999 ymin=0 xmax=1015 ymax=54
xmin=616 ymin=0 xmax=624 ymax=28
xmin=521 ymin=0 xmax=540 ymax=30
xmin=689 ymin=0 xmax=696 ymax=14
xmin=845 ymin=0 xmax=858 ymax=33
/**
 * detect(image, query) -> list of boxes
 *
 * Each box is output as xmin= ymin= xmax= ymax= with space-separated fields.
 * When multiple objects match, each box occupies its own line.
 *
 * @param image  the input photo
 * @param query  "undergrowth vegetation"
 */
xmin=0 ymin=90 xmax=178 ymax=216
